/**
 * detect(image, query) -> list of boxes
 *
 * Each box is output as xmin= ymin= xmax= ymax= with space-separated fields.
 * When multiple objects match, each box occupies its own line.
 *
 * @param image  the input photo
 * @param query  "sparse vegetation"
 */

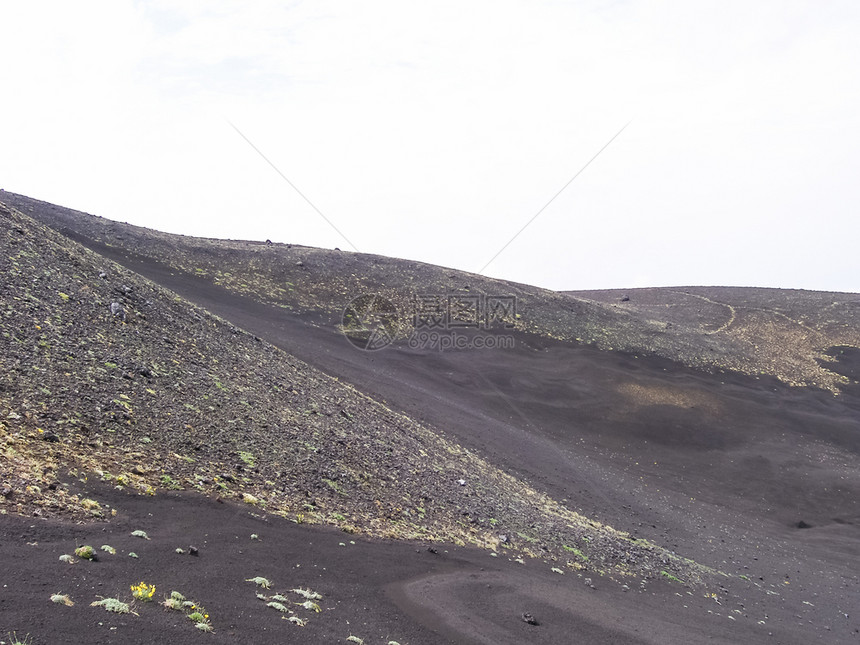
xmin=162 ymin=591 xmax=185 ymax=611
xmin=291 ymin=587 xmax=322 ymax=600
xmin=296 ymin=600 xmax=321 ymax=612
xmin=562 ymin=545 xmax=588 ymax=561
xmin=160 ymin=474 xmax=181 ymax=490
xmin=74 ymin=545 xmax=95 ymax=560
xmin=161 ymin=592 xmax=212 ymax=631
xmin=50 ymin=593 xmax=74 ymax=606
xmin=246 ymin=576 xmax=272 ymax=589
xmin=90 ymin=597 xmax=132 ymax=614
xmin=661 ymin=570 xmax=684 ymax=584
xmin=131 ymin=530 xmax=150 ymax=540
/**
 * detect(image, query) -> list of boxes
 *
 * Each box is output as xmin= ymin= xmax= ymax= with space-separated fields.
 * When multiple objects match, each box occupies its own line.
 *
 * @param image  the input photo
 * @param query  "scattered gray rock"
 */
xmin=522 ymin=612 xmax=539 ymax=626
xmin=109 ymin=302 xmax=126 ymax=321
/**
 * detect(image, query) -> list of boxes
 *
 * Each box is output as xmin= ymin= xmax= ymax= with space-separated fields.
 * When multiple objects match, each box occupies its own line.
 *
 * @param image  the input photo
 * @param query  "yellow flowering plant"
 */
xmin=130 ymin=581 xmax=156 ymax=602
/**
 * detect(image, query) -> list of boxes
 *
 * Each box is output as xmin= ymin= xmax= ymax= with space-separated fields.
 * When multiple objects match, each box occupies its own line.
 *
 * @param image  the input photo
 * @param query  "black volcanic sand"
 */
xmin=0 ymin=482 xmax=808 ymax=645
xmin=2 ymin=194 xmax=860 ymax=643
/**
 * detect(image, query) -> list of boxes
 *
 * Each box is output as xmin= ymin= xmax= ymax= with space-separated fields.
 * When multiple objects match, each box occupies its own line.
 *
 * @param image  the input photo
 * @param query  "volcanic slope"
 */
xmin=2 ymin=192 xmax=860 ymax=644
xmin=1 ymin=199 xmax=704 ymax=568
xmin=0 ymin=200 xmax=740 ymax=645
xmin=5 ymin=190 xmax=859 ymax=392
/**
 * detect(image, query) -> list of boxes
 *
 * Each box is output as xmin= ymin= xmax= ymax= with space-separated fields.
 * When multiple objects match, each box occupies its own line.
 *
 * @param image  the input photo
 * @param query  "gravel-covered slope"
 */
xmin=4 ymin=190 xmax=858 ymax=392
xmin=0 ymin=200 xmax=701 ymax=584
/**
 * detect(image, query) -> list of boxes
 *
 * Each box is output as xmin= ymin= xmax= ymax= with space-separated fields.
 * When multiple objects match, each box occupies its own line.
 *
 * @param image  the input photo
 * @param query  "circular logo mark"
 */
xmin=342 ymin=294 xmax=399 ymax=351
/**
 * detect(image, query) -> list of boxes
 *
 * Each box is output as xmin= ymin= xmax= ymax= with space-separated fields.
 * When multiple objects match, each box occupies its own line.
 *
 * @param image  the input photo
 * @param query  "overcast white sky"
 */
xmin=2 ymin=1 xmax=858 ymax=292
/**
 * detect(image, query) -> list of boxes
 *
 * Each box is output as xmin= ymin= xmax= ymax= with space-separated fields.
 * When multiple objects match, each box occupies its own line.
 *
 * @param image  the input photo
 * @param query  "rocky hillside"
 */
xmin=0 ymin=199 xmax=702 ymax=583
xmin=4 ymin=191 xmax=857 ymax=392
